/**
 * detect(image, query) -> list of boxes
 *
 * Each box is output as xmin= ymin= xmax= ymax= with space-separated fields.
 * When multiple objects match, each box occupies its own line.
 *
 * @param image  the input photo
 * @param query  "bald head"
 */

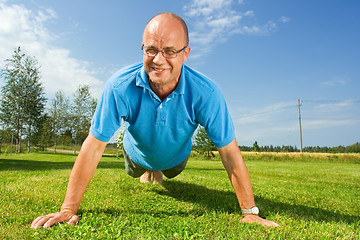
xmin=144 ymin=12 xmax=189 ymax=46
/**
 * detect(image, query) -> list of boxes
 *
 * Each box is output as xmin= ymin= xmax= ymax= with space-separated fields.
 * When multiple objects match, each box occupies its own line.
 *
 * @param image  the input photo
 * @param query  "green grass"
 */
xmin=0 ymin=153 xmax=359 ymax=239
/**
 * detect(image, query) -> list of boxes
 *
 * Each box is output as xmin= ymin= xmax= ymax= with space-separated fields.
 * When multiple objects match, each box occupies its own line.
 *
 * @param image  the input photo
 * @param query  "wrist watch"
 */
xmin=241 ymin=206 xmax=259 ymax=215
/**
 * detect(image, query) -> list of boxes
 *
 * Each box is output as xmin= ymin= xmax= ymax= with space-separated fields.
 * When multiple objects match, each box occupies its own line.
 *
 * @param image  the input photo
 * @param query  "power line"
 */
xmin=302 ymin=99 xmax=360 ymax=104
xmin=233 ymin=99 xmax=360 ymax=120
xmin=232 ymin=104 xmax=298 ymax=119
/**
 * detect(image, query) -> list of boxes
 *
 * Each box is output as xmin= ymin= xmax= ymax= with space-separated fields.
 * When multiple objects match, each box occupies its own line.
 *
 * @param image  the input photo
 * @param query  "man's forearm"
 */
xmin=218 ymin=140 xmax=256 ymax=210
xmin=61 ymin=133 xmax=107 ymax=213
xmin=222 ymin=154 xmax=256 ymax=210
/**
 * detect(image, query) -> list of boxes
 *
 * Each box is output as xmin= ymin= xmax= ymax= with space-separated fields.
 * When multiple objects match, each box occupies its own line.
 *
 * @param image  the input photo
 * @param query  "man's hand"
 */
xmin=241 ymin=214 xmax=279 ymax=227
xmin=31 ymin=133 xmax=107 ymax=229
xmin=31 ymin=210 xmax=79 ymax=229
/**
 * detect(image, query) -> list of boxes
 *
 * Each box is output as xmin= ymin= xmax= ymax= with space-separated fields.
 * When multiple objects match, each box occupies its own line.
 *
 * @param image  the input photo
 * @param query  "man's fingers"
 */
xmin=241 ymin=214 xmax=279 ymax=227
xmin=31 ymin=213 xmax=56 ymax=229
xmin=31 ymin=215 xmax=52 ymax=229
xmin=261 ymin=219 xmax=279 ymax=227
xmin=67 ymin=215 xmax=79 ymax=226
xmin=43 ymin=214 xmax=65 ymax=229
xmin=31 ymin=212 xmax=78 ymax=229
xmin=31 ymin=216 xmax=42 ymax=228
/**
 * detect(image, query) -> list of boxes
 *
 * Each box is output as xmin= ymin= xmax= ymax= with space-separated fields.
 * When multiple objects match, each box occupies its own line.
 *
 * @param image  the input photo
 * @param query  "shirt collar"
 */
xmin=137 ymin=65 xmax=152 ymax=91
xmin=137 ymin=64 xmax=186 ymax=96
xmin=176 ymin=66 xmax=185 ymax=95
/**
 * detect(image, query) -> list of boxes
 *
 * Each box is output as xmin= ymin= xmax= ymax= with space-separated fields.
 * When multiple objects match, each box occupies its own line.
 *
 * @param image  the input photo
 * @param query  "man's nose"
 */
xmin=152 ymin=51 xmax=167 ymax=64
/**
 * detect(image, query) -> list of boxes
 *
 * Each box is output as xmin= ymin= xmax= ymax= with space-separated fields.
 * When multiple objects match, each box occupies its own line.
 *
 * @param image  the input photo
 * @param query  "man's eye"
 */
xmin=164 ymin=50 xmax=177 ymax=55
xmin=146 ymin=48 xmax=157 ymax=55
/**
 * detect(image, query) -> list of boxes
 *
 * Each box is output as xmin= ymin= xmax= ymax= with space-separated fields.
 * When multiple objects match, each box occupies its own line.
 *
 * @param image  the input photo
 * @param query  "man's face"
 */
xmin=142 ymin=16 xmax=190 ymax=90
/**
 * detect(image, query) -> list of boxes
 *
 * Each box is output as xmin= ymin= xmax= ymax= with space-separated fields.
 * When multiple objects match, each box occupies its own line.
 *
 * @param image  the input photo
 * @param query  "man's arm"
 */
xmin=31 ymin=133 xmax=108 ymax=229
xmin=218 ymin=139 xmax=279 ymax=227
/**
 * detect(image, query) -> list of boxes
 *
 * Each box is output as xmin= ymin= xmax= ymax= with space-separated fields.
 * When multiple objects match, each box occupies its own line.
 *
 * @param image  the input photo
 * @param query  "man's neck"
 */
xmin=149 ymin=79 xmax=178 ymax=102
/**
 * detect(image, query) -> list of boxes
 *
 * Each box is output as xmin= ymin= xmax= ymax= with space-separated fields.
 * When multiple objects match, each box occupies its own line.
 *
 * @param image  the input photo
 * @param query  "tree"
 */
xmin=70 ymin=85 xmax=97 ymax=153
xmin=35 ymin=114 xmax=53 ymax=151
xmin=194 ymin=126 xmax=216 ymax=158
xmin=0 ymin=46 xmax=46 ymax=153
xmin=253 ymin=141 xmax=260 ymax=152
xmin=48 ymin=90 xmax=70 ymax=153
xmin=0 ymin=126 xmax=12 ymax=153
xmin=345 ymin=142 xmax=360 ymax=153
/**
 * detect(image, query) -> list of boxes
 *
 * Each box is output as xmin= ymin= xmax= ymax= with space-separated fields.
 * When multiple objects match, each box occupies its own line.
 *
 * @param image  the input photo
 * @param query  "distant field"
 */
xmin=0 ymin=153 xmax=359 ymax=239
xmin=241 ymin=151 xmax=360 ymax=163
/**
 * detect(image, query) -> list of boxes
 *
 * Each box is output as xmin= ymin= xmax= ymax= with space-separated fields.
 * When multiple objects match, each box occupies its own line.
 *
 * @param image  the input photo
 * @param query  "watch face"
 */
xmin=252 ymin=207 xmax=259 ymax=215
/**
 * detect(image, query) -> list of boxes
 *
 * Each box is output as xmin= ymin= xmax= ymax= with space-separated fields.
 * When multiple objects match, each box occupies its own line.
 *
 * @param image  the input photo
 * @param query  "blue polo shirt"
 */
xmin=90 ymin=63 xmax=235 ymax=170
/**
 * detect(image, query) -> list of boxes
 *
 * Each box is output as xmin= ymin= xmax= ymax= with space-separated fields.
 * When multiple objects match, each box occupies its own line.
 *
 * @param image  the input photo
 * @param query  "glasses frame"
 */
xmin=141 ymin=45 xmax=188 ymax=59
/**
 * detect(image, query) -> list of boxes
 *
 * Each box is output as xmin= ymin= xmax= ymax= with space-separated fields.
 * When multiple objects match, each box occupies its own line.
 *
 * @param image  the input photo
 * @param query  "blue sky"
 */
xmin=0 ymin=0 xmax=359 ymax=147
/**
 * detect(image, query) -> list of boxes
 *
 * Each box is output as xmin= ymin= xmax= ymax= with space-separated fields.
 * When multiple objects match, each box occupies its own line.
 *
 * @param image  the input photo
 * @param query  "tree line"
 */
xmin=239 ymin=141 xmax=360 ymax=153
xmin=0 ymin=47 xmax=97 ymax=153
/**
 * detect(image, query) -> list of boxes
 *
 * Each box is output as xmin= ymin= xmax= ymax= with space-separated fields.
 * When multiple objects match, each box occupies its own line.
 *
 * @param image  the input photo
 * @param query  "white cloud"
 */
xmin=232 ymin=102 xmax=298 ymax=122
xmin=183 ymin=0 xmax=281 ymax=59
xmin=321 ymin=77 xmax=350 ymax=87
xmin=279 ymin=16 xmax=291 ymax=23
xmin=231 ymin=102 xmax=299 ymax=144
xmin=314 ymin=99 xmax=357 ymax=109
xmin=184 ymin=0 xmax=233 ymax=18
xmin=303 ymin=119 xmax=359 ymax=130
xmin=0 ymin=1 xmax=104 ymax=99
xmin=244 ymin=10 xmax=254 ymax=17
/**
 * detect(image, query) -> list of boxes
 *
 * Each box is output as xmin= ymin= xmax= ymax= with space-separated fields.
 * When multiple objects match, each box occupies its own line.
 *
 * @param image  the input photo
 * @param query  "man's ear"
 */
xmin=183 ymin=46 xmax=191 ymax=62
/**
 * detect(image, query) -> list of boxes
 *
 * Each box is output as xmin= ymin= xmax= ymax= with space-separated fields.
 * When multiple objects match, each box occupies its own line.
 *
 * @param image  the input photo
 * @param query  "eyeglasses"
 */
xmin=142 ymin=45 xmax=187 ymax=59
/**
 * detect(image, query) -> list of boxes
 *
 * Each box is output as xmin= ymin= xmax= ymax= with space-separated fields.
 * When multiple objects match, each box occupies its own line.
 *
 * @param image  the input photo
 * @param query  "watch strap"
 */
xmin=241 ymin=206 xmax=259 ymax=215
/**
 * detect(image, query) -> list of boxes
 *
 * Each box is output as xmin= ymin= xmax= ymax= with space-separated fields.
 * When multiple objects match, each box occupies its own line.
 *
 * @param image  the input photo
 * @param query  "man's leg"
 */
xmin=161 ymin=156 xmax=189 ymax=179
xmin=123 ymin=149 xmax=147 ymax=178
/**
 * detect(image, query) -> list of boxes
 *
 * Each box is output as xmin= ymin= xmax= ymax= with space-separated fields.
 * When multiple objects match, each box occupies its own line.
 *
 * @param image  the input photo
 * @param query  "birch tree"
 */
xmin=48 ymin=90 xmax=70 ymax=152
xmin=0 ymin=46 xmax=46 ymax=152
xmin=70 ymin=85 xmax=97 ymax=153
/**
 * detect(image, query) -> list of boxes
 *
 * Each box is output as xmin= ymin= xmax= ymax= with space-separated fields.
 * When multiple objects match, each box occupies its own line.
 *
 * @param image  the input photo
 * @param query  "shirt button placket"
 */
xmin=155 ymin=103 xmax=166 ymax=126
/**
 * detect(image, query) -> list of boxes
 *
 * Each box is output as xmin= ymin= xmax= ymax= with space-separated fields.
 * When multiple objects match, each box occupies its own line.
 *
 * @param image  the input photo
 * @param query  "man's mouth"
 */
xmin=151 ymin=67 xmax=167 ymax=73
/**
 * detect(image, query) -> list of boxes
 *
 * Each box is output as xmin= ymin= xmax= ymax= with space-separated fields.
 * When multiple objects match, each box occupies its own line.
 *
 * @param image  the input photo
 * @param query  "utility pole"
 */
xmin=298 ymin=99 xmax=303 ymax=153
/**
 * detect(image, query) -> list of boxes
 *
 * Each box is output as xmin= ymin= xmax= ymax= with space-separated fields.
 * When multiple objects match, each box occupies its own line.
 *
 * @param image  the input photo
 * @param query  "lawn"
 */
xmin=0 ymin=152 xmax=359 ymax=239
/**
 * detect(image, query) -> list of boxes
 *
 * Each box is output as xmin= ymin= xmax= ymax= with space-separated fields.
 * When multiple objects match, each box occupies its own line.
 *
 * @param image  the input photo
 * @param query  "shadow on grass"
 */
xmin=83 ymin=207 xmax=197 ymax=219
xmin=184 ymin=167 xmax=225 ymax=171
xmin=0 ymin=158 xmax=124 ymax=171
xmin=75 ymin=180 xmax=359 ymax=225
xmin=158 ymin=180 xmax=359 ymax=224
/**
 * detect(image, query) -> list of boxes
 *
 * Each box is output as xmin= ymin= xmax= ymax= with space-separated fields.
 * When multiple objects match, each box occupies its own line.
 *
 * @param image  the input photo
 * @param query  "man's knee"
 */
xmin=161 ymin=169 xmax=181 ymax=179
xmin=125 ymin=166 xmax=146 ymax=178
xmin=123 ymin=149 xmax=147 ymax=178
xmin=161 ymin=156 xmax=189 ymax=179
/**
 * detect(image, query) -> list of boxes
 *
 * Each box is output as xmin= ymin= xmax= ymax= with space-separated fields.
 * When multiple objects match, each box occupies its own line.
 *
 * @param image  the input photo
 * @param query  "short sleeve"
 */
xmin=90 ymin=80 xmax=126 ymax=142
xmin=196 ymin=87 xmax=235 ymax=148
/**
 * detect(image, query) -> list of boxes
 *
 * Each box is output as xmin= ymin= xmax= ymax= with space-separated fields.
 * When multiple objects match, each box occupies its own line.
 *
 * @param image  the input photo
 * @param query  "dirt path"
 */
xmin=45 ymin=148 xmax=117 ymax=157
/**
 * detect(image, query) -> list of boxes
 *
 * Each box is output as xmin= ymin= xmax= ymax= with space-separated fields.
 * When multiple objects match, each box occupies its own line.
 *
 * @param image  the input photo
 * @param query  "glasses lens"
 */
xmin=163 ymin=49 xmax=177 ymax=59
xmin=144 ymin=47 xmax=157 ymax=57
